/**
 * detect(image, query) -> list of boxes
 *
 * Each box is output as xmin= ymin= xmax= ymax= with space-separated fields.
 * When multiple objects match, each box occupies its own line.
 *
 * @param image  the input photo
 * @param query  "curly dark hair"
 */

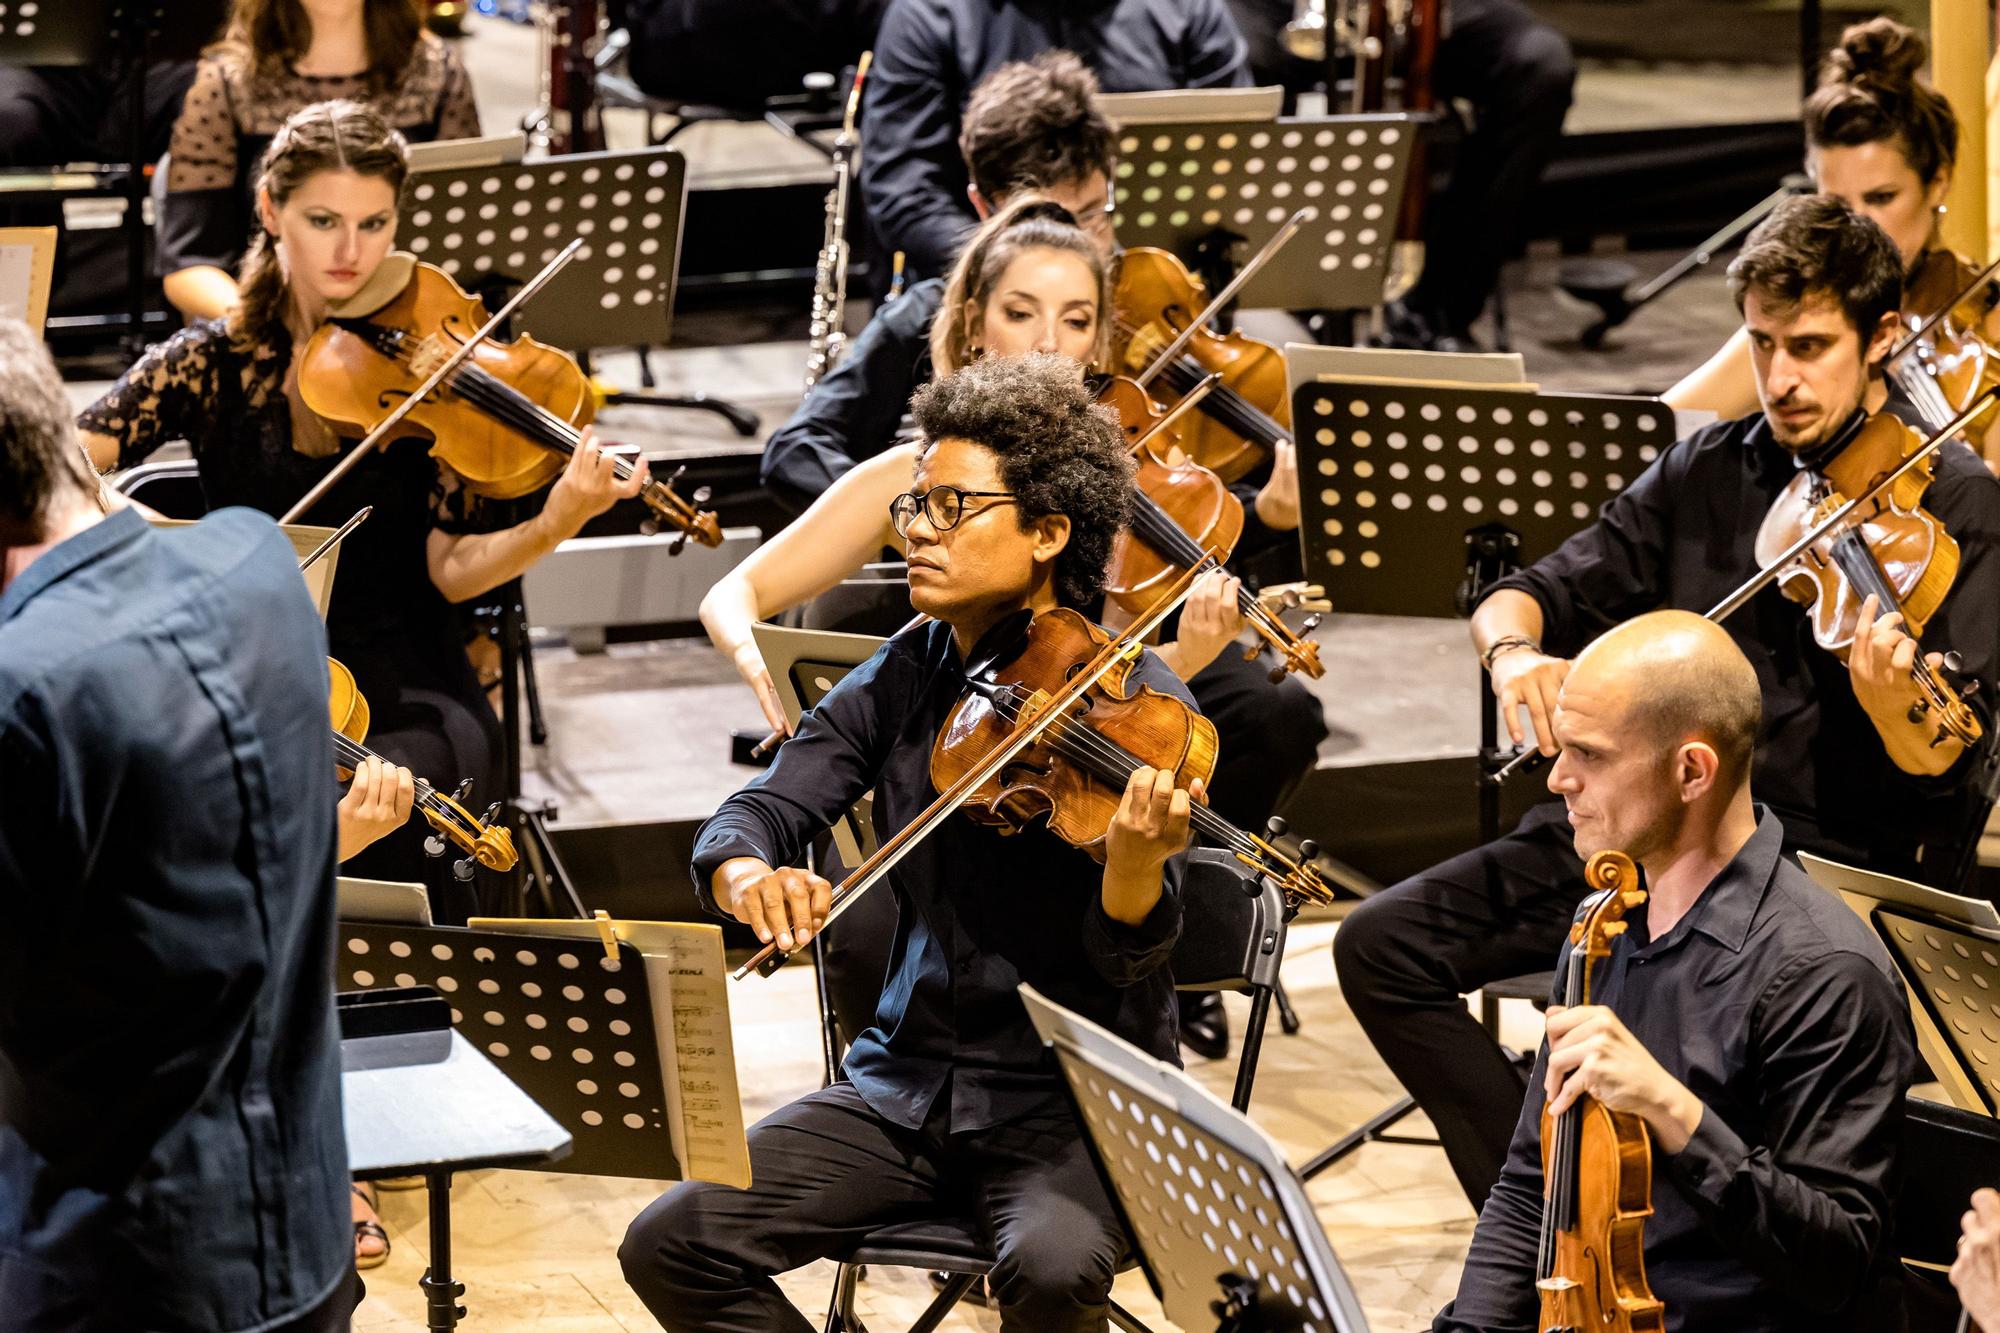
xmin=1727 ymin=193 xmax=1903 ymax=338
xmin=959 ymin=51 xmax=1118 ymax=204
xmin=910 ymin=353 xmax=1133 ymax=609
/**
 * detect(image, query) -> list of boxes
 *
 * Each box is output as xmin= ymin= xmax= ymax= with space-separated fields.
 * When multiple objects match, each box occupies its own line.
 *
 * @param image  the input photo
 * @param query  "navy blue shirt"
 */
xmin=691 ymin=617 xmax=1191 ymax=1131
xmin=860 ymin=0 xmax=1250 ymax=282
xmin=1437 ymin=810 xmax=1918 ymax=1332
xmin=0 ymin=507 xmax=348 ymax=1332
xmin=1484 ymin=411 xmax=2000 ymax=885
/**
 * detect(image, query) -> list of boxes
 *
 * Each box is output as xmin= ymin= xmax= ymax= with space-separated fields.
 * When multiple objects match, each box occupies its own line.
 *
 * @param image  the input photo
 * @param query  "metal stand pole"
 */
xmin=419 ymin=1169 xmax=466 ymax=1331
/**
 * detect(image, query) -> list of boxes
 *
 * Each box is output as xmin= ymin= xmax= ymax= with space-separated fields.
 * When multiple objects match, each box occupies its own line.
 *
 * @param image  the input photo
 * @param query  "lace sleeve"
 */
xmin=435 ymin=44 xmax=483 ymax=141
xmin=76 ymin=323 xmax=227 ymax=470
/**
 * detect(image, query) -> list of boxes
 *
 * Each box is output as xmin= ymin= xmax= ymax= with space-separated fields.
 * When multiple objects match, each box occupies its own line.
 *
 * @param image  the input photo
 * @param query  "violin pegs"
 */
xmin=639 ymin=517 xmax=660 ymax=537
xmin=1266 ymin=665 xmax=1286 ymax=684
xmin=1299 ymin=613 xmax=1323 ymax=634
xmin=1264 ymin=815 xmax=1287 ymax=839
xmin=453 ymin=856 xmax=477 ymax=882
xmin=1298 ymin=838 xmax=1319 ymax=861
xmin=667 ymin=464 xmax=687 ymax=486
xmin=483 ymin=801 xmax=503 ymax=824
xmin=454 ymin=777 xmax=475 ymax=801
xmin=670 ymin=532 xmax=689 ymax=555
xmin=424 ymin=834 xmax=447 ymax=858
xmin=692 ymin=485 xmax=712 ymax=505
xmin=1944 ymin=650 xmax=1967 ymax=675
xmin=1908 ymin=701 xmax=1931 ymax=724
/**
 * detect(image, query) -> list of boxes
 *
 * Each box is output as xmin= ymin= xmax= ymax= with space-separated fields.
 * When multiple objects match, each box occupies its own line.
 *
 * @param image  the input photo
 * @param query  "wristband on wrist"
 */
xmin=1481 ymin=636 xmax=1541 ymax=671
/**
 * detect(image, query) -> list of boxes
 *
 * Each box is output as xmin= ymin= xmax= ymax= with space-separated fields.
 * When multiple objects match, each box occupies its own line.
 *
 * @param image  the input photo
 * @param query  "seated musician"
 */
xmin=0 ymin=320 xmax=354 ymax=1332
xmin=858 ymin=0 xmax=1247 ymax=288
xmin=766 ymin=50 xmax=1298 ymax=543
xmin=622 ymin=352 xmax=1198 ymax=1331
xmin=162 ymin=0 xmax=482 ymax=321
xmin=79 ymin=100 xmax=638 ymax=923
xmin=1335 ymin=191 xmax=2000 ymax=1212
xmin=1669 ymin=17 xmax=1999 ymax=453
xmin=1435 ymin=610 xmax=1916 ymax=1331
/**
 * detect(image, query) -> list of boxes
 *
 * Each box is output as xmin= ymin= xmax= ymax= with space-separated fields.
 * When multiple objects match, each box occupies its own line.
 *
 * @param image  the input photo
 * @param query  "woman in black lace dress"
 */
xmin=161 ymin=0 xmax=481 ymax=321
xmin=80 ymin=101 xmax=642 ymax=917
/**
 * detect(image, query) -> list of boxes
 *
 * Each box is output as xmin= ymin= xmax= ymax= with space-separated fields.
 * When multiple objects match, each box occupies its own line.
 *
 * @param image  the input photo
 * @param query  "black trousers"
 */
xmin=619 ymin=1082 xmax=1128 ymax=1332
xmin=1404 ymin=0 xmax=1576 ymax=336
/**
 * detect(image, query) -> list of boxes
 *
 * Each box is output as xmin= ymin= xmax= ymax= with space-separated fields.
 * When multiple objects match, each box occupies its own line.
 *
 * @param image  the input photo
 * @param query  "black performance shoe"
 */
xmin=1178 ymin=990 xmax=1230 ymax=1061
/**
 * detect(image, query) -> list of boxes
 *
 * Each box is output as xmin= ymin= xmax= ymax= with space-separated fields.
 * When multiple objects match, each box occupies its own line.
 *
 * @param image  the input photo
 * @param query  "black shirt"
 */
xmin=860 ymin=0 xmax=1250 ymax=283
xmin=1437 ymin=810 xmax=1917 ymax=1332
xmin=0 ymin=508 xmax=348 ymax=1332
xmin=762 ymin=278 xmax=943 ymax=512
xmin=1485 ymin=410 xmax=2000 ymax=885
xmin=690 ymin=618 xmax=1192 ymax=1132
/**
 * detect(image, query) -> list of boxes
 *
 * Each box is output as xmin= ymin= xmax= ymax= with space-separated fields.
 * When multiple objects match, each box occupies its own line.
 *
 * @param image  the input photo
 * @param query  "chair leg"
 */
xmin=1297 ymin=1093 xmax=1434 ymax=1181
xmin=1231 ymin=987 xmax=1275 ymax=1113
xmin=905 ymin=1273 xmax=977 ymax=1333
xmin=821 ymin=1260 xmax=861 ymax=1333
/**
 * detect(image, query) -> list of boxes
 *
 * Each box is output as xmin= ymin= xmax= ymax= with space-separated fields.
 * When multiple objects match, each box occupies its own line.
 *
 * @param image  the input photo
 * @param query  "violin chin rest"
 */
xmin=329 ymin=251 xmax=420 ymax=319
xmin=963 ymin=608 xmax=1036 ymax=679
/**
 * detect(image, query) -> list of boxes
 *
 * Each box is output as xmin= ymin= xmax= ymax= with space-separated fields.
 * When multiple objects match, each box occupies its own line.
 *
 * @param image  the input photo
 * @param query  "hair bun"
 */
xmin=1825 ymin=16 xmax=1928 ymax=89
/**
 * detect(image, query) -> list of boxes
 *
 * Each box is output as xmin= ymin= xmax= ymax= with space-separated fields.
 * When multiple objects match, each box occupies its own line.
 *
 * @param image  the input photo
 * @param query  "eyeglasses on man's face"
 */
xmin=889 ymin=484 xmax=1018 ymax=539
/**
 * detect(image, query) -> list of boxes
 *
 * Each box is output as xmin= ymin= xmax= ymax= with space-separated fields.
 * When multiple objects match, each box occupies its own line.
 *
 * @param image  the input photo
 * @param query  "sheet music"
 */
xmin=0 ymin=227 xmax=56 ymax=335
xmin=466 ymin=917 xmax=750 ymax=1187
xmin=1096 ymin=86 xmax=1285 ymax=125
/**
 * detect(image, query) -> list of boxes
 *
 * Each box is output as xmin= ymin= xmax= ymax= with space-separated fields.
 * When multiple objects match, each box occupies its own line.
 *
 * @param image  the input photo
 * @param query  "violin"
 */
xmin=1754 ymin=409 xmax=1983 ymax=750
xmin=1535 ymin=849 xmax=1665 ymax=1333
xmin=296 ymin=258 xmax=723 ymax=551
xmin=1889 ymin=249 xmax=2000 ymax=446
xmin=931 ymin=605 xmax=1333 ymax=900
xmin=328 ymin=656 xmax=518 ymax=875
xmin=1111 ymin=246 xmax=1292 ymax=484
xmin=1096 ymin=374 xmax=1324 ymax=679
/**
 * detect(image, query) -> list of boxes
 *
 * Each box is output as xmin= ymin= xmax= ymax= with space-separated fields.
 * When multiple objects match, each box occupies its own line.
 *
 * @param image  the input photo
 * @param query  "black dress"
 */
xmin=79 ymin=317 xmax=511 ymax=918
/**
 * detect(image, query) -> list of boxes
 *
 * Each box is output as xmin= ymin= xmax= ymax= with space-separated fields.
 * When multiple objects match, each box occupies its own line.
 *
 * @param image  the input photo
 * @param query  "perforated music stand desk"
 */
xmin=752 ymin=620 xmax=890 ymax=866
xmin=336 ymin=919 xmax=685 ymax=1181
xmin=1290 ymin=375 xmax=1675 ymax=618
xmin=1800 ymin=852 xmax=2000 ymax=1117
xmin=1021 ymin=983 xmax=1369 ymax=1333
xmin=400 ymin=145 xmax=686 ymax=354
xmin=1110 ymin=114 xmax=1417 ymax=311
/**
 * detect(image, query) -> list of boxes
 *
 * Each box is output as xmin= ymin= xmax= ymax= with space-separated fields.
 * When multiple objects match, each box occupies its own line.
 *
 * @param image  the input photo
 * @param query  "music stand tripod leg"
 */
xmin=420 ymin=1169 xmax=466 ymax=1331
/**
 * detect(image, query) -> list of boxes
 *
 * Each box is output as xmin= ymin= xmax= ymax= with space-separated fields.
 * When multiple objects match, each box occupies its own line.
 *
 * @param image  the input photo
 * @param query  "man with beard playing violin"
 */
xmin=620 ymin=352 xmax=1201 ymax=1332
xmin=1334 ymin=191 xmax=2000 ymax=1216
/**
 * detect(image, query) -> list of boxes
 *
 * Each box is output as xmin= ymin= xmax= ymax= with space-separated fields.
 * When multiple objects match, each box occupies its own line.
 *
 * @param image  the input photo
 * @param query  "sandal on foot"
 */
xmin=352 ymin=1184 xmax=391 ymax=1271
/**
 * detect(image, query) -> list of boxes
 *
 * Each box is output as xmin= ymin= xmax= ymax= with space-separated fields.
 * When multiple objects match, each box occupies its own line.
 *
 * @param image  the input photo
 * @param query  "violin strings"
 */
xmin=1124 ymin=488 xmax=1298 ymax=649
xmin=330 ymin=731 xmax=478 ymax=836
xmin=1111 ymin=316 xmax=1289 ymax=448
xmin=983 ymin=684 xmax=1283 ymax=869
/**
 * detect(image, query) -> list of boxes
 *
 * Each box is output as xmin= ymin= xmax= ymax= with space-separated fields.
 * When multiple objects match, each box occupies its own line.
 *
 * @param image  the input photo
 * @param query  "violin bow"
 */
xmin=1489 ymin=386 xmax=2000 ymax=786
xmin=280 ymin=238 xmax=585 ymax=524
xmin=297 ymin=505 xmax=372 ymax=573
xmin=1887 ymin=254 xmax=2000 ymax=365
xmin=1131 ymin=207 xmax=1309 ymax=392
xmin=732 ymin=557 xmax=1214 ymax=980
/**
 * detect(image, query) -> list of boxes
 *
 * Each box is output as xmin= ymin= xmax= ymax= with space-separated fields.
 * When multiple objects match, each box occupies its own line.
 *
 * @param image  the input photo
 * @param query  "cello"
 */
xmin=1535 ymin=849 xmax=1665 ymax=1332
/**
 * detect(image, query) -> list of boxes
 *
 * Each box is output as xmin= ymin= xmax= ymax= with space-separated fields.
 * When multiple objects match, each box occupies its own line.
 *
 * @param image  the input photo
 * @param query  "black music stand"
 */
xmin=336 ymin=920 xmax=687 ymax=1181
xmin=398 ymin=144 xmax=755 ymax=436
xmin=0 ymin=0 xmax=229 ymax=344
xmin=1801 ymin=853 xmax=2000 ymax=1116
xmin=1111 ymin=115 xmax=1417 ymax=312
xmin=1289 ymin=371 xmax=1675 ymax=1177
xmin=1022 ymin=984 xmax=1370 ymax=1333
xmin=342 ymin=1019 xmax=572 ymax=1332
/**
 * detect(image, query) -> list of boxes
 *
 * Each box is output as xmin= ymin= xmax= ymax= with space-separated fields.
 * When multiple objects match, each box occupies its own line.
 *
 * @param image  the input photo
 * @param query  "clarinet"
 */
xmin=803 ymin=52 xmax=872 ymax=393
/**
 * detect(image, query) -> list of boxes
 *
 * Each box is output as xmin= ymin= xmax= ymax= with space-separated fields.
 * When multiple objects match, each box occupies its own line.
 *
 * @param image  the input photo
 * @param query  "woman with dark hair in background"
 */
xmin=160 ymin=0 xmax=481 ymax=321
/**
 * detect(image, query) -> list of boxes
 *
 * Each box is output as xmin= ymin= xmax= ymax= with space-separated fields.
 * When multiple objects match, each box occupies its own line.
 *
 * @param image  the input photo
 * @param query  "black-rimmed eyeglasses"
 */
xmin=889 ymin=485 xmax=1018 ymax=539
